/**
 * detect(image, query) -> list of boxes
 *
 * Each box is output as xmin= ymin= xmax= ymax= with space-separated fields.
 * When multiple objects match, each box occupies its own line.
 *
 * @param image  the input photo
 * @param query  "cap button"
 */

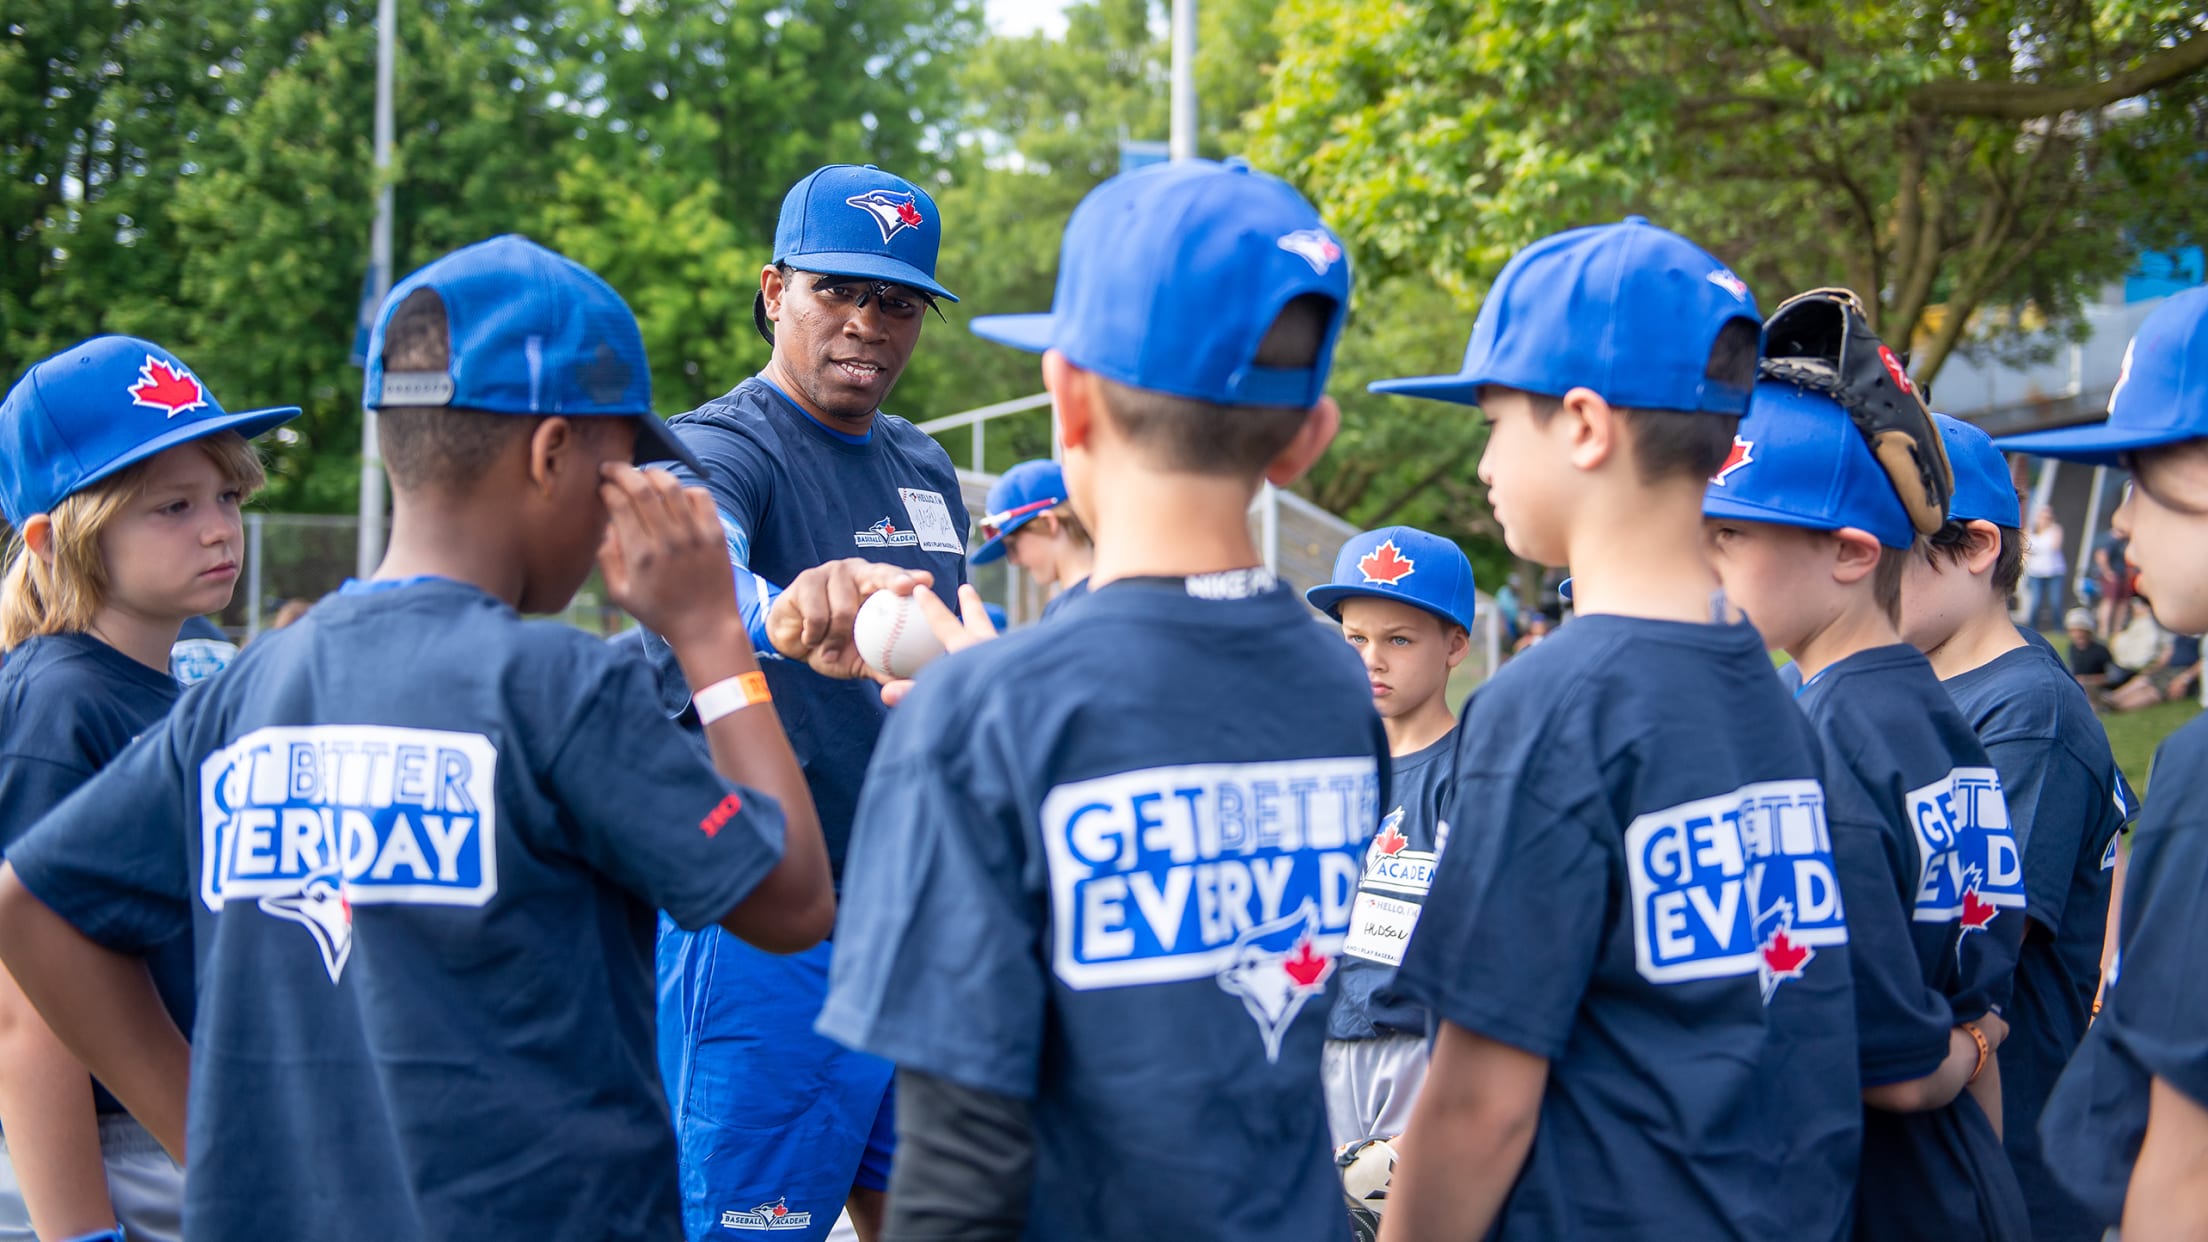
xmin=1623 ymin=214 xmax=1650 ymax=226
xmin=863 ymin=164 xmax=879 ymax=170
xmin=1224 ymin=157 xmax=1251 ymax=173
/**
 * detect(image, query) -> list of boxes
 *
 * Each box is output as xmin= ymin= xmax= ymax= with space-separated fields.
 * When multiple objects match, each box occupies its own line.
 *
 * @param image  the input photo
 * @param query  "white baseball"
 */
xmin=854 ymin=589 xmax=948 ymax=680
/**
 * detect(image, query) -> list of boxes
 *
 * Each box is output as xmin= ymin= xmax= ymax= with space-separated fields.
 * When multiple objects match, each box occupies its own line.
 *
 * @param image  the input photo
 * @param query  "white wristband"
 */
xmin=695 ymin=671 xmax=771 ymax=725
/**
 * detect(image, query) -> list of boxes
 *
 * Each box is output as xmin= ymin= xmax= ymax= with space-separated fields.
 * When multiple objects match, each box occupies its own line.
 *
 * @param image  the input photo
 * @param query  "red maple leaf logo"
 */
xmin=1373 ymin=824 xmax=1409 ymax=856
xmin=1358 ymin=539 xmax=1415 ymax=585
xmin=1711 ymin=435 xmax=1755 ymax=484
xmin=127 ymin=356 xmax=207 ymax=417
xmin=1761 ymin=929 xmax=1810 ymax=979
xmin=1877 ymin=344 xmax=1916 ymax=394
xmin=771 ymin=1205 xmax=788 ymax=1218
xmin=896 ymin=200 xmax=924 ymax=228
xmin=1282 ymin=938 xmax=1332 ymax=989
xmin=1959 ymin=888 xmax=1997 ymax=931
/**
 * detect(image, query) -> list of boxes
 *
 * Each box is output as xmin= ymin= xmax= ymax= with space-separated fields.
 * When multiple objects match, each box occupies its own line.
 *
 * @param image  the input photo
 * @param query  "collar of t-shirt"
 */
xmin=1099 ymin=568 xmax=1280 ymax=600
xmin=340 ymin=575 xmax=460 ymax=597
xmin=754 ymin=374 xmax=872 ymax=446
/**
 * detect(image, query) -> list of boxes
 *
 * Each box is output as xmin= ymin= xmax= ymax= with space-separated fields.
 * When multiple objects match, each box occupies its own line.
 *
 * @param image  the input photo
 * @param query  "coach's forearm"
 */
xmin=884 ymin=1069 xmax=1034 ymax=1242
xmin=0 ymin=867 xmax=189 ymax=1163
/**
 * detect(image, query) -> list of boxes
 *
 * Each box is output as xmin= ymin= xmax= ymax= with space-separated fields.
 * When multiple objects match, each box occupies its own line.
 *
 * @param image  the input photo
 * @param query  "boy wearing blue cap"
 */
xmin=1303 ymin=526 xmax=1472 ymax=1158
xmin=1702 ymin=373 xmax=2030 ymax=1241
xmin=1997 ymin=286 xmax=2208 ymax=1238
xmin=0 ymin=338 xmax=294 ymax=1242
xmin=1899 ymin=414 xmax=2129 ymax=1242
xmin=817 ymin=158 xmax=1384 ymax=1241
xmin=1365 ymin=220 xmax=1860 ymax=1242
xmin=0 ymin=235 xmax=832 ymax=1242
xmin=974 ymin=458 xmax=1093 ymax=619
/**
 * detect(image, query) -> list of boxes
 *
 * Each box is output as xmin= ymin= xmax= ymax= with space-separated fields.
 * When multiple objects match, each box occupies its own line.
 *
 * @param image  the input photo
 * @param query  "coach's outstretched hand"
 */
xmin=879 ymin=583 xmax=998 ymax=707
xmin=768 ymin=559 xmax=936 ymax=680
xmin=597 ymin=463 xmax=739 ymax=646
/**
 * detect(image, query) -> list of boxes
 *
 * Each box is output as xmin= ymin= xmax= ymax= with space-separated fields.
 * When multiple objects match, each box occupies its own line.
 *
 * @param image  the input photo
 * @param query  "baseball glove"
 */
xmin=1760 ymin=288 xmax=1953 ymax=536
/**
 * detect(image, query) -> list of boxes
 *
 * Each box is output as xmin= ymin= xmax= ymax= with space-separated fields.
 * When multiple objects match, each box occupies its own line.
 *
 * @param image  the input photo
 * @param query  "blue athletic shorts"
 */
xmin=658 ymin=918 xmax=895 ymax=1241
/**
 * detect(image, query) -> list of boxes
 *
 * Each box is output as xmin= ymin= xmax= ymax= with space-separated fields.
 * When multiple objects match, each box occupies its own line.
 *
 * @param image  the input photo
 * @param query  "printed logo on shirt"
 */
xmin=719 ymin=1197 xmax=813 ymax=1231
xmin=1906 ymin=767 xmax=2025 ymax=930
xmin=1345 ymin=806 xmax=1441 ymax=967
xmin=199 ymin=726 xmax=500 ymax=983
xmin=1039 ymin=757 xmax=1380 ymax=1060
xmin=1626 ymin=779 xmax=1842 ymax=998
xmin=853 ymin=516 xmax=919 ymax=548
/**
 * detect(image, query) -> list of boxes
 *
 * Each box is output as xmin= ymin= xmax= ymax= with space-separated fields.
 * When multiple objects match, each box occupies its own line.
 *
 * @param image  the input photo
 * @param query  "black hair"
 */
xmin=1923 ymin=520 xmax=2025 ymax=604
xmin=376 ymin=288 xmax=536 ymax=490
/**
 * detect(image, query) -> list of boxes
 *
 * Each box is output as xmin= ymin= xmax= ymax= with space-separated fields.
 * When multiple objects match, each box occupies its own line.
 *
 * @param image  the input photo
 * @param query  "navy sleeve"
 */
xmin=1390 ymin=732 xmax=1608 ymax=1061
xmin=1983 ymin=735 xmax=2103 ymax=931
xmin=816 ymin=670 xmax=1046 ymax=1098
xmin=1826 ymin=765 xmax=1954 ymax=1084
xmin=2103 ymin=730 xmax=2208 ymax=1110
xmin=7 ymin=721 xmax=194 ymax=954
xmin=540 ymin=653 xmax=785 ymax=932
xmin=0 ymin=754 xmax=95 ymax=853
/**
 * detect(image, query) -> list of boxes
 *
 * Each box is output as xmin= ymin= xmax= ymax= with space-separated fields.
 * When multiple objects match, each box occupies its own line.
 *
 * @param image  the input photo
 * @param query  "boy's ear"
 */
xmin=1959 ymin=520 xmax=2003 ymax=577
xmin=20 ymin=514 xmax=53 ymax=565
xmin=1559 ymin=387 xmax=1618 ymax=474
xmin=525 ymin=416 xmax=578 ymax=496
xmin=1045 ymin=350 xmax=1095 ymax=454
xmin=1445 ymin=623 xmax=1472 ymax=670
xmin=1830 ymin=527 xmax=1885 ymax=586
xmin=1266 ymin=396 xmax=1341 ymax=487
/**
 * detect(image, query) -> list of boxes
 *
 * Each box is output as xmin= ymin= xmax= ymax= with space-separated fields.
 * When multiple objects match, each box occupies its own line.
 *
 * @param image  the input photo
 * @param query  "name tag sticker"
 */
xmin=898 ymin=488 xmax=965 ymax=554
xmin=1343 ymin=891 xmax=1421 ymax=966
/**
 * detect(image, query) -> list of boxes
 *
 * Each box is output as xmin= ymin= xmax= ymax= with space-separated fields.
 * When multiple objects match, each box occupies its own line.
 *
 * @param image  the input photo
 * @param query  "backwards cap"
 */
xmin=1306 ymin=525 xmax=1478 ymax=632
xmin=970 ymin=158 xmax=1351 ymax=410
xmin=1935 ymin=413 xmax=2023 ymax=528
xmin=1998 ymin=287 xmax=2208 ymax=465
xmin=1702 ymin=379 xmax=1915 ymax=549
xmin=362 ymin=234 xmax=702 ymax=475
xmin=0 ymin=336 xmax=299 ymax=526
xmin=1371 ymin=217 xmax=1759 ymax=415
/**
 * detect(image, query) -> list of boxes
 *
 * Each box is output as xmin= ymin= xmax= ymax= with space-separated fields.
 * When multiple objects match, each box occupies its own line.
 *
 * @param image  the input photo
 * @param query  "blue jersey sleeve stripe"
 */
xmin=717 ymin=508 xmax=784 ymax=660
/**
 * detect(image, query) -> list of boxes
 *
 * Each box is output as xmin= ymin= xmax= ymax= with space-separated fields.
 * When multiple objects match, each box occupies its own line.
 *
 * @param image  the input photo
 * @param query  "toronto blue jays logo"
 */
xmin=260 ymin=863 xmax=354 ymax=983
xmin=720 ymin=1197 xmax=813 ymax=1232
xmin=1707 ymin=268 xmax=1750 ymax=301
xmin=1216 ymin=902 xmax=1335 ymax=1063
xmin=1711 ymin=436 xmax=1755 ymax=485
xmin=1278 ymin=229 xmax=1343 ymax=275
xmin=846 ymin=189 xmax=926 ymax=245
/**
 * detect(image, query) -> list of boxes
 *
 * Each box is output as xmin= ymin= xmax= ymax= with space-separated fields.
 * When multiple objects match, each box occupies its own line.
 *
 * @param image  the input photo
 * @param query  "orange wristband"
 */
xmin=1960 ymin=1021 xmax=1990 ymax=1084
xmin=695 ymin=671 xmax=772 ymax=724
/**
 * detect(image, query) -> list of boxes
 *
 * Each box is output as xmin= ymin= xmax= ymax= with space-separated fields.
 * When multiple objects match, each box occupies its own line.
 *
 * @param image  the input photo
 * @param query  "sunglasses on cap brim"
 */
xmin=980 ymin=497 xmax=1062 ymax=541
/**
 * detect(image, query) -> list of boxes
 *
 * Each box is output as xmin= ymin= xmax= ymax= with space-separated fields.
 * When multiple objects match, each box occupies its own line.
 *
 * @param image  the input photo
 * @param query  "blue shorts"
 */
xmin=658 ymin=918 xmax=895 ymax=1242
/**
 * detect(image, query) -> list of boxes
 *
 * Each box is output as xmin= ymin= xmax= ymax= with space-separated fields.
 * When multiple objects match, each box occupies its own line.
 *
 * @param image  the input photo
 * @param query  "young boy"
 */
xmin=1702 ymin=376 xmax=2030 ymax=1241
xmin=2062 ymin=608 xmax=2116 ymax=691
xmin=0 ymin=235 xmax=834 ymax=1241
xmin=1365 ymin=218 xmax=1861 ymax=1242
xmin=973 ymin=458 xmax=1094 ymax=620
xmin=813 ymin=159 xmax=1386 ymax=1240
xmin=1303 ymin=525 xmax=1473 ymax=1153
xmin=1899 ymin=414 xmax=2130 ymax=1242
xmin=1997 ymin=286 xmax=2208 ymax=1238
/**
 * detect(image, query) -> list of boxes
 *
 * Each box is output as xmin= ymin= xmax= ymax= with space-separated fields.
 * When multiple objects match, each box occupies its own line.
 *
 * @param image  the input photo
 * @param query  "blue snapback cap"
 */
xmin=1702 ymin=379 xmax=1916 ymax=549
xmin=971 ymin=459 xmax=1066 ymax=565
xmin=1306 ymin=525 xmax=1478 ymax=632
xmin=772 ymin=165 xmax=956 ymax=302
xmin=362 ymin=234 xmax=701 ymax=475
xmin=1372 ymin=217 xmax=1759 ymax=415
xmin=1997 ymin=288 xmax=2208 ymax=466
xmin=0 ymin=336 xmax=300 ymax=526
xmin=971 ymin=159 xmax=1351 ymax=409
xmin=1936 ymin=413 xmax=2022 ymax=528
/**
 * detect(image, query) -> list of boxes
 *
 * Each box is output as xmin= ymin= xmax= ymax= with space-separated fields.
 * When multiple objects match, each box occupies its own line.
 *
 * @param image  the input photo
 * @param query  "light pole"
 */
xmin=1169 ymin=0 xmax=1196 ymax=161
xmin=359 ymin=0 xmax=396 ymax=576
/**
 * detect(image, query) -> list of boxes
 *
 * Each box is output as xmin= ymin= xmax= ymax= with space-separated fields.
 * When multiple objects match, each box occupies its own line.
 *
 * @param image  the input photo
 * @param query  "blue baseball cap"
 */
xmin=1936 ymin=413 xmax=2022 ymax=528
xmin=0 ymin=336 xmax=300 ymax=526
xmin=970 ymin=159 xmax=1350 ymax=409
xmin=1372 ymin=217 xmax=1759 ymax=415
xmin=971 ymin=459 xmax=1066 ymax=565
xmin=362 ymin=234 xmax=702 ymax=475
xmin=1701 ymin=379 xmax=1916 ymax=549
xmin=1997 ymin=288 xmax=2208 ymax=465
xmin=1306 ymin=526 xmax=1478 ymax=632
xmin=771 ymin=165 xmax=957 ymax=302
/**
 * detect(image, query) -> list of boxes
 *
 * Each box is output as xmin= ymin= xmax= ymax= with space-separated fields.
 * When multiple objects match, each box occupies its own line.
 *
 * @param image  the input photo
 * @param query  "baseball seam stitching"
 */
xmin=881 ymin=596 xmax=909 ymax=677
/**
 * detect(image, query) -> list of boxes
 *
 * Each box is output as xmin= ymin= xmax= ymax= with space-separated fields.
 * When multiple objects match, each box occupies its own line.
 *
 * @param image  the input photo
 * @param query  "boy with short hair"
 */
xmin=1366 ymin=219 xmax=1862 ymax=1242
xmin=814 ymin=159 xmax=1386 ymax=1240
xmin=1702 ymin=373 xmax=2030 ymax=1240
xmin=0 ymin=235 xmax=833 ymax=1241
xmin=1997 ymin=286 xmax=2208 ymax=1238
xmin=1303 ymin=525 xmax=1473 ymax=1155
xmin=973 ymin=458 xmax=1094 ymax=620
xmin=2063 ymin=608 xmax=2115 ymax=690
xmin=1899 ymin=415 xmax=2130 ymax=1241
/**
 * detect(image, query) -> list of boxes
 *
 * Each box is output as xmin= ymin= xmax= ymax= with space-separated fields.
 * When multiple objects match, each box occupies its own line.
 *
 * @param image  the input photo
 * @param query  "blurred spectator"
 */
xmin=2023 ymin=504 xmax=2065 ymax=629
xmin=1492 ymin=581 xmax=1522 ymax=643
xmin=2065 ymin=609 xmax=2115 ymax=692
xmin=2093 ymin=523 xmax=2134 ymax=635
xmin=2105 ymin=630 xmax=2202 ymax=712
xmin=270 ymin=597 xmax=314 ymax=630
xmin=1513 ymin=614 xmax=1552 ymax=655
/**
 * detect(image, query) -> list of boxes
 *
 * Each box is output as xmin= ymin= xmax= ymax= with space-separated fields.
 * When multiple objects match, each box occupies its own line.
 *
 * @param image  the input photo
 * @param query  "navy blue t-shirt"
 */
xmin=647 ymin=376 xmax=968 ymax=881
xmin=1040 ymin=576 xmax=1091 ymax=623
xmin=1330 ymin=728 xmax=1455 ymax=1041
xmin=1393 ymin=615 xmax=1860 ymax=1241
xmin=819 ymin=574 xmax=1389 ymax=1242
xmin=2039 ymin=713 xmax=2208 ymax=1228
xmin=1943 ymin=642 xmax=2128 ymax=1241
xmin=7 ymin=579 xmax=787 ymax=1241
xmin=0 ymin=632 xmax=195 ymax=1116
xmin=1794 ymin=645 xmax=2030 ymax=1242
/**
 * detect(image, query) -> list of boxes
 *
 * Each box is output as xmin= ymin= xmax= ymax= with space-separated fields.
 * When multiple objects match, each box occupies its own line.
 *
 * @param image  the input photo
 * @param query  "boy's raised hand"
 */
xmin=878 ymin=583 xmax=998 ymax=707
xmin=768 ymin=560 xmax=936 ymax=680
xmin=597 ymin=464 xmax=739 ymax=646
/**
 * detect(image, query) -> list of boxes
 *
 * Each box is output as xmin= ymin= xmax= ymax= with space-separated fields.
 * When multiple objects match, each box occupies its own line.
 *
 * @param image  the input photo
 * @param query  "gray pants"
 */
xmin=0 ymin=1114 xmax=182 ymax=1242
xmin=1323 ymin=1032 xmax=1430 ymax=1152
